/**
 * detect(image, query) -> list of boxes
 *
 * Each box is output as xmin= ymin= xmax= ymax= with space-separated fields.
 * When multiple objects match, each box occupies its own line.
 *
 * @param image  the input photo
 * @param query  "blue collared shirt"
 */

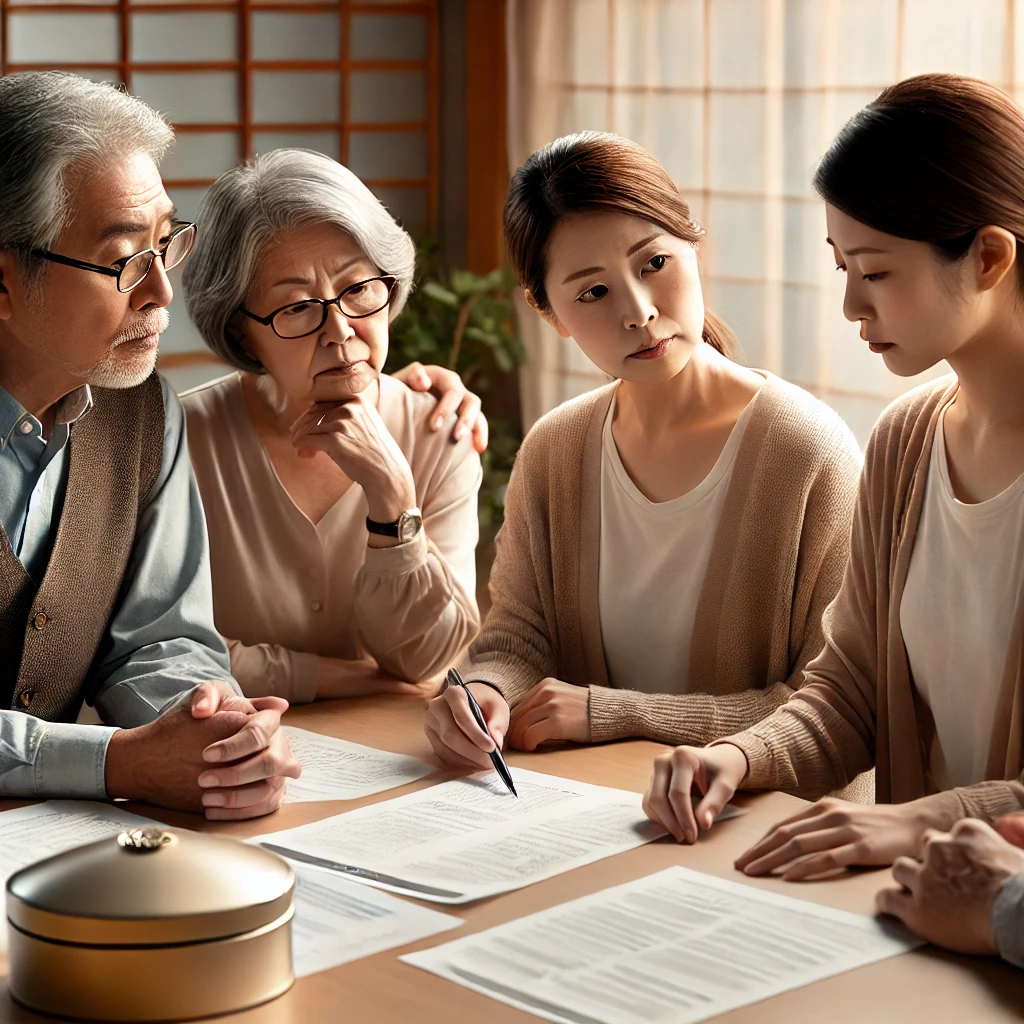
xmin=0 ymin=375 xmax=234 ymax=800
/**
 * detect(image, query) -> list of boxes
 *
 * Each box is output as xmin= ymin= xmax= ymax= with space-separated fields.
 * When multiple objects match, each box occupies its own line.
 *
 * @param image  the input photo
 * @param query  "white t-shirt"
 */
xmin=598 ymin=393 xmax=755 ymax=694
xmin=900 ymin=404 xmax=1024 ymax=789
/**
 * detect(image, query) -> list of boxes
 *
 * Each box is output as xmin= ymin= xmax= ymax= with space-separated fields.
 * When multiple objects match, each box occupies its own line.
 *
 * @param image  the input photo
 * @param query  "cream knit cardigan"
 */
xmin=718 ymin=376 xmax=1024 ymax=818
xmin=464 ymin=373 xmax=864 ymax=748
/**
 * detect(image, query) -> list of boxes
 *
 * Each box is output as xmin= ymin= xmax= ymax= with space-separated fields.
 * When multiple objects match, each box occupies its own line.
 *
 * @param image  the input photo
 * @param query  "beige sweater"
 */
xmin=719 ymin=376 xmax=1024 ymax=822
xmin=465 ymin=374 xmax=864 ymax=747
xmin=183 ymin=373 xmax=482 ymax=702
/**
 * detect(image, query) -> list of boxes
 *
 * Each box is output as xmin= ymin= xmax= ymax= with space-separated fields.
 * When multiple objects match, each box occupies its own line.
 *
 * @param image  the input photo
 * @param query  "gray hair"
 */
xmin=0 ymin=72 xmax=173 ymax=290
xmin=183 ymin=149 xmax=415 ymax=372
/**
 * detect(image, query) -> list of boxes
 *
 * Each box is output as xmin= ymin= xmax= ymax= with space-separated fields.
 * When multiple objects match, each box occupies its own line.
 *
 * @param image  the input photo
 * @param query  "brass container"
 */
xmin=6 ymin=826 xmax=295 ymax=1022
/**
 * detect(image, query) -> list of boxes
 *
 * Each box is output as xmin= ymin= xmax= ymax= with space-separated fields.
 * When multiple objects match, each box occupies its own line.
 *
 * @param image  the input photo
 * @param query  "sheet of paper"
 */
xmin=283 ymin=726 xmax=435 ymax=803
xmin=289 ymin=860 xmax=460 ymax=977
xmin=402 ymin=865 xmax=923 ymax=1024
xmin=0 ymin=801 xmax=161 ymax=953
xmin=255 ymin=767 xmax=732 ymax=904
xmin=0 ymin=802 xmax=460 ymax=976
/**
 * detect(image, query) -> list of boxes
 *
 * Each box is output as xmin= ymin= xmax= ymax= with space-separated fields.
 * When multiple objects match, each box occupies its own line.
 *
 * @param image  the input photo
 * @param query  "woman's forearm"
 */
xmin=354 ymin=535 xmax=480 ymax=682
xmin=587 ymin=681 xmax=794 ymax=745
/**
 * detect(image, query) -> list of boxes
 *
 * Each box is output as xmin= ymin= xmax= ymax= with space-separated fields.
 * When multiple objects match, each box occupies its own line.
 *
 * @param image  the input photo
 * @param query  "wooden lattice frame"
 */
xmin=0 ymin=0 xmax=440 ymax=231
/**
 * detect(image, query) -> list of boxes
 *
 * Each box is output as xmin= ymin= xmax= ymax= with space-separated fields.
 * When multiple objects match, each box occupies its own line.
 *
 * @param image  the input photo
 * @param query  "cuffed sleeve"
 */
xmin=993 ymin=873 xmax=1024 ymax=969
xmin=227 ymin=638 xmax=319 ymax=703
xmin=0 ymin=711 xmax=116 ymax=799
xmin=353 ymin=432 xmax=481 ymax=683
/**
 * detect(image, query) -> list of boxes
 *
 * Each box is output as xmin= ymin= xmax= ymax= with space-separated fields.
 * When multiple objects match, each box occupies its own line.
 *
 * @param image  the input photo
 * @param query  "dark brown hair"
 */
xmin=814 ymin=73 xmax=1024 ymax=285
xmin=503 ymin=131 xmax=739 ymax=359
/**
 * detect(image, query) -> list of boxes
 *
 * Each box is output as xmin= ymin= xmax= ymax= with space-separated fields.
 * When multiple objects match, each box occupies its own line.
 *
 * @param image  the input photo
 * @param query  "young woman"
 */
xmin=642 ymin=74 xmax=1024 ymax=879
xmin=423 ymin=132 xmax=866 ymax=779
xmin=181 ymin=149 xmax=482 ymax=704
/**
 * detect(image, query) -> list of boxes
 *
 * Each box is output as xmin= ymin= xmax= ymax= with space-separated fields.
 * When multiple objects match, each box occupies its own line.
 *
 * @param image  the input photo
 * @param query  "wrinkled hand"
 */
xmin=316 ymin=656 xmax=442 ymax=701
xmin=191 ymin=681 xmax=301 ymax=819
xmin=506 ymin=678 xmax=590 ymax=750
xmin=392 ymin=361 xmax=488 ymax=454
xmin=643 ymin=744 xmax=748 ymax=844
xmin=424 ymin=681 xmax=510 ymax=770
xmin=735 ymin=795 xmax=937 ymax=881
xmin=105 ymin=680 xmax=301 ymax=819
xmin=290 ymin=393 xmax=416 ymax=524
xmin=876 ymin=819 xmax=1024 ymax=955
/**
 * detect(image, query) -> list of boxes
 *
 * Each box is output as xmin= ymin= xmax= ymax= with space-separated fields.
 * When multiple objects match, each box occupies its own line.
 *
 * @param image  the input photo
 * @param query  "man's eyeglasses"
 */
xmin=32 ymin=221 xmax=197 ymax=294
xmin=239 ymin=276 xmax=397 ymax=340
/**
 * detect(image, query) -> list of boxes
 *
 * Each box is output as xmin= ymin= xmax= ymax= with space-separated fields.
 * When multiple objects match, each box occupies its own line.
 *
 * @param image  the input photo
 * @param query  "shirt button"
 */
xmin=33 ymin=612 xmax=47 ymax=629
xmin=19 ymin=420 xmax=33 ymax=435
xmin=310 ymin=600 xmax=322 ymax=612
xmin=18 ymin=689 xmax=34 ymax=708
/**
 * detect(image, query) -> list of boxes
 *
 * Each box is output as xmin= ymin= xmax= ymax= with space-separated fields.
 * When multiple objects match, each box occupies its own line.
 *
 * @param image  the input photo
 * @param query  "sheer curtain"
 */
xmin=507 ymin=0 xmax=1019 ymax=441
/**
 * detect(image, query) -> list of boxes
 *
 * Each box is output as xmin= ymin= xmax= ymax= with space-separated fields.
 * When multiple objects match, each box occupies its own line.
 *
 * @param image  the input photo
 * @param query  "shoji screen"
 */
xmin=0 ymin=0 xmax=439 ymax=390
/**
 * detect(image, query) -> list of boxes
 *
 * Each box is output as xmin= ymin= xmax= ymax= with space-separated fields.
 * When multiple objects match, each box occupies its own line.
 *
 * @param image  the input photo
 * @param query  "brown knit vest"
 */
xmin=0 ymin=373 xmax=164 ymax=722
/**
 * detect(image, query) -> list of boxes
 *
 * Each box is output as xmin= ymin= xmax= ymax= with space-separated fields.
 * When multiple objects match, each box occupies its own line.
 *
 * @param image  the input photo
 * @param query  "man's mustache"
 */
xmin=112 ymin=308 xmax=170 ymax=347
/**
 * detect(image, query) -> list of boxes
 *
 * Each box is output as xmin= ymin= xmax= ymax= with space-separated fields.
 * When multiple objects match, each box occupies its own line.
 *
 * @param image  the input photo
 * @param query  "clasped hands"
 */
xmin=104 ymin=680 xmax=301 ymax=820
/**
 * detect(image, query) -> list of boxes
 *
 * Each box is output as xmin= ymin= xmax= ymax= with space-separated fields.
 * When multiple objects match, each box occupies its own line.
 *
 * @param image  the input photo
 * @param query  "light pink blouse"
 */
xmin=182 ymin=372 xmax=481 ymax=702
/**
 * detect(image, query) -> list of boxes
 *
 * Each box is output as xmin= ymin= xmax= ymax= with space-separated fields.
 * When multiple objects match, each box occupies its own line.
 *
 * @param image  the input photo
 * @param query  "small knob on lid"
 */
xmin=116 ymin=828 xmax=175 ymax=853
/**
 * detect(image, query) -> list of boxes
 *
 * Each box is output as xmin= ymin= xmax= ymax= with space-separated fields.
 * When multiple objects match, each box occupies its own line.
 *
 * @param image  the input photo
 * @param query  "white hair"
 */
xmin=0 ymin=72 xmax=173 ymax=288
xmin=183 ymin=148 xmax=416 ymax=372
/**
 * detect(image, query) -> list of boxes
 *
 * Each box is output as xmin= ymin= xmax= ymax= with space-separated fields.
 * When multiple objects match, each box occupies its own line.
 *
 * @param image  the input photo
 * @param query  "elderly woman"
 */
xmin=180 ymin=149 xmax=482 ymax=704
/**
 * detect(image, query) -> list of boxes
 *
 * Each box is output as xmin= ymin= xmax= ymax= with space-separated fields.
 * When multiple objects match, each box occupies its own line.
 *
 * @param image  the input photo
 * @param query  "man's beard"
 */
xmin=83 ymin=309 xmax=170 ymax=389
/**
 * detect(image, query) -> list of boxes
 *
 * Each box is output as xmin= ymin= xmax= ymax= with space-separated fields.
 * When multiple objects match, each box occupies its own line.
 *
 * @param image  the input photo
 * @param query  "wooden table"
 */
xmin=2 ymin=694 xmax=1024 ymax=1023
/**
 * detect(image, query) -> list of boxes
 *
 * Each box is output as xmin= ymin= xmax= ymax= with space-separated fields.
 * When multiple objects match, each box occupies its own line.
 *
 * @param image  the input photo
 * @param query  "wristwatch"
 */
xmin=366 ymin=507 xmax=423 ymax=543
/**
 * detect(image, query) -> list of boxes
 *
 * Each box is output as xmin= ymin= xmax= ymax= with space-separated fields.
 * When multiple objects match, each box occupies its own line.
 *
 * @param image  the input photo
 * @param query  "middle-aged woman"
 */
xmin=423 ymin=131 xmax=868 ymax=783
xmin=642 ymin=74 xmax=1024 ymax=878
xmin=180 ymin=149 xmax=482 ymax=704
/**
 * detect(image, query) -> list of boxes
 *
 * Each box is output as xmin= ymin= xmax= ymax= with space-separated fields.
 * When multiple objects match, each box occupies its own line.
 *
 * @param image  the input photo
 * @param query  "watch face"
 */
xmin=398 ymin=508 xmax=423 ymax=543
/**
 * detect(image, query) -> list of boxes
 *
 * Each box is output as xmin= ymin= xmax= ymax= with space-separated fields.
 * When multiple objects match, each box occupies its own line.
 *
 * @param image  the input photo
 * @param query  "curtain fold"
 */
xmin=507 ymin=0 xmax=1017 ymax=440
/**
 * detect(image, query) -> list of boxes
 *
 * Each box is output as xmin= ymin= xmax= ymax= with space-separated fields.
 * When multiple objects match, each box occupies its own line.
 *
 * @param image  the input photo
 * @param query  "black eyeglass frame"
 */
xmin=238 ymin=275 xmax=398 ymax=339
xmin=31 ymin=221 xmax=197 ymax=294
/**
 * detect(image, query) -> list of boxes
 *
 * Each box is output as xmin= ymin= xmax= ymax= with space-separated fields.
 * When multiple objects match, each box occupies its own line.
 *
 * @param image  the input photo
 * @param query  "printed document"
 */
xmin=283 ymin=726 xmax=434 ymax=803
xmin=0 ymin=802 xmax=459 ymax=976
xmin=255 ymin=767 xmax=679 ymax=903
xmin=402 ymin=865 xmax=923 ymax=1024
xmin=289 ymin=861 xmax=460 ymax=976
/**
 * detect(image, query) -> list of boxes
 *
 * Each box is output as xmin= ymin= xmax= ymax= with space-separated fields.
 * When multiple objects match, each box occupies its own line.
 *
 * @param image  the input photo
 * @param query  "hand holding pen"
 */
xmin=424 ymin=669 xmax=516 ymax=795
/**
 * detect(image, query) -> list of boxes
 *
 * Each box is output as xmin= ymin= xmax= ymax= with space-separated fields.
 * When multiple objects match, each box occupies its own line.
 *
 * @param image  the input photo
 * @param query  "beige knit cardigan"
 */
xmin=719 ymin=376 xmax=1024 ymax=821
xmin=464 ymin=373 xmax=864 ymax=747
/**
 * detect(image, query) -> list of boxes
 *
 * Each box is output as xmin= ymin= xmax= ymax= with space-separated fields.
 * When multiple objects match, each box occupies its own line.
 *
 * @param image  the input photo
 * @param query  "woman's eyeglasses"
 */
xmin=32 ymin=221 xmax=197 ymax=293
xmin=239 ymin=275 xmax=397 ymax=339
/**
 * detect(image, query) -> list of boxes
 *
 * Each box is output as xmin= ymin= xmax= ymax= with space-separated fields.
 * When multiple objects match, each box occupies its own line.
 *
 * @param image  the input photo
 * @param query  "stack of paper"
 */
xmin=256 ymin=767 xmax=670 ymax=903
xmin=403 ymin=865 xmax=923 ymax=1024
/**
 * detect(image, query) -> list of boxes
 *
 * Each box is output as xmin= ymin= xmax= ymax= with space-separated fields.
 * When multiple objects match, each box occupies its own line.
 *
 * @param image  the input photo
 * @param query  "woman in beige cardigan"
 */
xmin=643 ymin=75 xmax=1024 ymax=890
xmin=424 ymin=132 xmax=864 ymax=775
xmin=180 ymin=150 xmax=481 ymax=704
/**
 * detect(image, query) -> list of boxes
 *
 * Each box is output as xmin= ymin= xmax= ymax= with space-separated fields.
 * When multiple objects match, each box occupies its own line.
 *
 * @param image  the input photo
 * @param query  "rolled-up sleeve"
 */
xmin=225 ymin=638 xmax=320 ymax=704
xmin=0 ymin=714 xmax=115 ymax=799
xmin=353 ymin=432 xmax=481 ymax=682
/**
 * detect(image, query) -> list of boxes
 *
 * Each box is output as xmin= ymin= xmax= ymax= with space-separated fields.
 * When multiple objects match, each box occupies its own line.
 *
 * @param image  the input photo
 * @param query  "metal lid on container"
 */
xmin=6 ymin=827 xmax=294 ymax=946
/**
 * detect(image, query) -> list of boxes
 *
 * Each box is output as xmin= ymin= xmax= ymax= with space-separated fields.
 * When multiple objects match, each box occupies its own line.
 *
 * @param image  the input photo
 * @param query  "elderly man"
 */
xmin=0 ymin=70 xmax=303 ymax=818
xmin=0 ymin=70 xmax=485 ymax=819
